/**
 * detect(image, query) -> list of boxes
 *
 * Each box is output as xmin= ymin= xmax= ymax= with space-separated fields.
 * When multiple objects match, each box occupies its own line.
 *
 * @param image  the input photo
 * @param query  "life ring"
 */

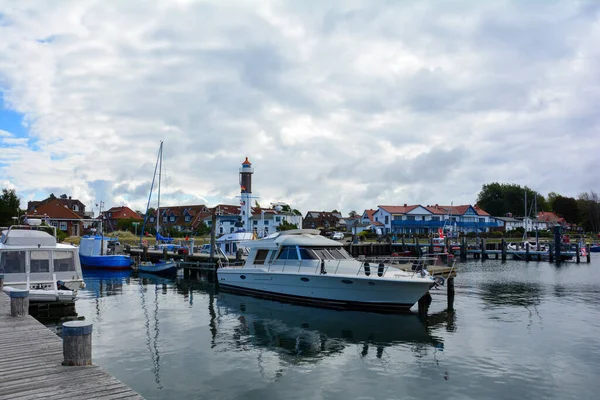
xmin=142 ymin=239 xmax=148 ymax=247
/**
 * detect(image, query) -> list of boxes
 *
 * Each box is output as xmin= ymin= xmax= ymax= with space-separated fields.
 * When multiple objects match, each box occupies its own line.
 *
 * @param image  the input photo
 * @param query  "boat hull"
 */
xmin=3 ymin=286 xmax=76 ymax=302
xmin=138 ymin=261 xmax=177 ymax=276
xmin=217 ymin=269 xmax=433 ymax=313
xmin=80 ymin=254 xmax=132 ymax=269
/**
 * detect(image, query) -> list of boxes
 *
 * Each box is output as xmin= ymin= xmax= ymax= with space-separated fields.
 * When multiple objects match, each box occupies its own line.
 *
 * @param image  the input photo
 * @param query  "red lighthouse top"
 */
xmin=242 ymin=157 xmax=252 ymax=165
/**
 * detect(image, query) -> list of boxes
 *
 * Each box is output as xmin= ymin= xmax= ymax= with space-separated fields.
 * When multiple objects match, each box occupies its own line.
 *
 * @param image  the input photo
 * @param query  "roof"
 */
xmin=26 ymin=199 xmax=83 ymax=220
xmin=242 ymin=157 xmax=252 ymax=165
xmin=426 ymin=204 xmax=491 ymax=216
xmin=537 ymin=212 xmax=566 ymax=223
xmin=104 ymin=206 xmax=143 ymax=220
xmin=494 ymin=217 xmax=520 ymax=222
xmin=378 ymin=205 xmax=420 ymax=214
xmin=242 ymin=229 xmax=340 ymax=250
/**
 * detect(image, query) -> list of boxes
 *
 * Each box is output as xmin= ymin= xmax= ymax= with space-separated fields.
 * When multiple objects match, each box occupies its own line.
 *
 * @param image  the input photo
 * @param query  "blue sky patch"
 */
xmin=0 ymin=93 xmax=28 ymax=139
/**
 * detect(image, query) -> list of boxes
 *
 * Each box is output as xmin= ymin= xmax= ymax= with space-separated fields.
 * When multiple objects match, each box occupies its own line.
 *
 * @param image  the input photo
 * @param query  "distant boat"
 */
xmin=590 ymin=245 xmax=600 ymax=253
xmin=138 ymin=260 xmax=177 ymax=276
xmin=79 ymin=235 xmax=132 ymax=270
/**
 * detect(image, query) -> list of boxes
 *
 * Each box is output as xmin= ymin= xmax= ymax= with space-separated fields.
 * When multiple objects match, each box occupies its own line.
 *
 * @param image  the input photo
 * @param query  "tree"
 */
xmin=278 ymin=220 xmax=298 ymax=231
xmin=577 ymin=191 xmax=600 ymax=232
xmin=0 ymin=189 xmax=21 ymax=226
xmin=551 ymin=196 xmax=579 ymax=224
xmin=349 ymin=210 xmax=358 ymax=218
xmin=476 ymin=183 xmax=548 ymax=217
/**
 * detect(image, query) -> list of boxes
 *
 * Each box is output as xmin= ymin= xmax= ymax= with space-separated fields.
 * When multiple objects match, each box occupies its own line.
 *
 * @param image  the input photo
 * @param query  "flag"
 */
xmin=240 ymin=185 xmax=246 ymax=192
xmin=240 ymin=200 xmax=245 ymax=205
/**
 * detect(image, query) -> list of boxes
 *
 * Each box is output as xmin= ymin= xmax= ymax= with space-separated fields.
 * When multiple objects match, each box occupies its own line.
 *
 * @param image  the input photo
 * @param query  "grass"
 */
xmin=63 ymin=231 xmax=212 ymax=246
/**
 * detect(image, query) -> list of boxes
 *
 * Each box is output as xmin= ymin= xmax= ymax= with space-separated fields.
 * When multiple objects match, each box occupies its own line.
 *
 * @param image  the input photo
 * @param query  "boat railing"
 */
xmin=265 ymin=258 xmax=426 ymax=278
xmin=2 ymin=224 xmax=57 ymax=239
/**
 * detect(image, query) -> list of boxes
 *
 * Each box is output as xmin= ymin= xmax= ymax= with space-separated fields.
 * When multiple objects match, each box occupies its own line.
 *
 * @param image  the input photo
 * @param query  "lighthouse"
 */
xmin=239 ymin=157 xmax=254 ymax=231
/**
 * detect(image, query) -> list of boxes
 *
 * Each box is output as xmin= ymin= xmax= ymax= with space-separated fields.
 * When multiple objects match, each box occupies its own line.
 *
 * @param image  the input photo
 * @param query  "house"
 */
xmin=27 ymin=194 xmax=91 ymax=219
xmin=493 ymin=216 xmax=523 ymax=232
xmin=198 ymin=204 xmax=303 ymax=237
xmin=102 ymin=206 xmax=143 ymax=232
xmin=536 ymin=212 xmax=568 ymax=229
xmin=302 ymin=211 xmax=342 ymax=230
xmin=25 ymin=198 xmax=84 ymax=236
xmin=144 ymin=204 xmax=210 ymax=234
xmin=369 ymin=203 xmax=496 ymax=235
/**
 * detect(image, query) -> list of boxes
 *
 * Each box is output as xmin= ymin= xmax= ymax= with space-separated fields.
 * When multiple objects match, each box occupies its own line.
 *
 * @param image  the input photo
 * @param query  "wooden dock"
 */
xmin=0 ymin=294 xmax=143 ymax=400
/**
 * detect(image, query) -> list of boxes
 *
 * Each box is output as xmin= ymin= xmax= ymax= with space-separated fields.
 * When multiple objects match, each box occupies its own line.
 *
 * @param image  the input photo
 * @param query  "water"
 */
xmin=67 ymin=259 xmax=600 ymax=400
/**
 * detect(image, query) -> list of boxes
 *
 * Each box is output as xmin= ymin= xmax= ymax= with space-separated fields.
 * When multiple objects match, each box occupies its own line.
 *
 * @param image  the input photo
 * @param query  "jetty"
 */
xmin=0 ymin=293 xmax=143 ymax=400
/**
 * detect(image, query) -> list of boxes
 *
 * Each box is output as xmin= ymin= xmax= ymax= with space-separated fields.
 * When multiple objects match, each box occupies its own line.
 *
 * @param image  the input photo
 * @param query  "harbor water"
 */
xmin=68 ymin=258 xmax=600 ymax=399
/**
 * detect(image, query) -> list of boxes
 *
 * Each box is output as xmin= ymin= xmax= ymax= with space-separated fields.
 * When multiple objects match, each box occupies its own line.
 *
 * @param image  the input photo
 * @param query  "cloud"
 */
xmin=0 ymin=0 xmax=599 ymax=214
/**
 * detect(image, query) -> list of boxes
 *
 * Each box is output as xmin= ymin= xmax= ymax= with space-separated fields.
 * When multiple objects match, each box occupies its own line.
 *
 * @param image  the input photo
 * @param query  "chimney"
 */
xmin=404 ymin=204 xmax=407 ymax=207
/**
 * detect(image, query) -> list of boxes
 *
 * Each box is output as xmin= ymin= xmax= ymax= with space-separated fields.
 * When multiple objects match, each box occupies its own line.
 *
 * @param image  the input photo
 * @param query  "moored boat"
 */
xmin=79 ymin=235 xmax=132 ymax=269
xmin=217 ymin=229 xmax=437 ymax=313
xmin=137 ymin=259 xmax=178 ymax=276
xmin=0 ymin=219 xmax=85 ymax=300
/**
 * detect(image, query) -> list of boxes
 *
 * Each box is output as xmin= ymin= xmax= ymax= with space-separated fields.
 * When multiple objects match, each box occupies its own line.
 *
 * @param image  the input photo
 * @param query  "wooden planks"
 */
xmin=0 ymin=294 xmax=143 ymax=400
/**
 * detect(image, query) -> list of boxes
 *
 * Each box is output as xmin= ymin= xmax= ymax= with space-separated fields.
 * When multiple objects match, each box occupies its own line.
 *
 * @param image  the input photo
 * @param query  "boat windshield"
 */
xmin=298 ymin=247 xmax=351 ymax=260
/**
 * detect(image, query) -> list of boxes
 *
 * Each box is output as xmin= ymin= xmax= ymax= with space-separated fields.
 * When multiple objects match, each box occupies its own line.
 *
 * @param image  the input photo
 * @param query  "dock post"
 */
xmin=501 ymin=239 xmax=506 ymax=261
xmin=587 ymin=244 xmax=591 ymax=263
xmin=10 ymin=289 xmax=29 ymax=317
xmin=447 ymin=277 xmax=455 ymax=310
xmin=525 ymin=242 xmax=530 ymax=262
xmin=142 ymin=246 xmax=148 ymax=262
xmin=0 ymin=273 xmax=3 ymax=290
xmin=401 ymin=237 xmax=406 ymax=251
xmin=553 ymin=225 xmax=562 ymax=263
xmin=460 ymin=237 xmax=467 ymax=262
xmin=62 ymin=321 xmax=93 ymax=366
xmin=480 ymin=239 xmax=486 ymax=260
xmin=576 ymin=243 xmax=580 ymax=263
xmin=163 ymin=247 xmax=168 ymax=261
xmin=415 ymin=237 xmax=420 ymax=257
xmin=549 ymin=243 xmax=554 ymax=263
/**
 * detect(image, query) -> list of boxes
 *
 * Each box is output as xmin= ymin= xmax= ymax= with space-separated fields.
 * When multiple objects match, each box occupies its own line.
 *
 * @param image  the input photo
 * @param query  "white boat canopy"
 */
xmin=1 ymin=229 xmax=57 ymax=247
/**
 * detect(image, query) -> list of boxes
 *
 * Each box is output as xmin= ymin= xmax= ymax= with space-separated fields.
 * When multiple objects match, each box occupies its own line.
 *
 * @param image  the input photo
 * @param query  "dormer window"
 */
xmin=185 ymin=216 xmax=191 ymax=222
xmin=170 ymin=216 xmax=176 ymax=222
xmin=163 ymin=216 xmax=167 ymax=223
xmin=150 ymin=217 xmax=155 ymax=223
xmin=73 ymin=205 xmax=79 ymax=212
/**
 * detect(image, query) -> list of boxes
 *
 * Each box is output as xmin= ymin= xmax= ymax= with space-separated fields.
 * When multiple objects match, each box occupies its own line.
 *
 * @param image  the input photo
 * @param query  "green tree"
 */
xmin=278 ymin=220 xmax=298 ymax=231
xmin=551 ymin=196 xmax=579 ymax=224
xmin=0 ymin=189 xmax=21 ymax=226
xmin=476 ymin=183 xmax=548 ymax=217
xmin=577 ymin=191 xmax=600 ymax=232
xmin=349 ymin=210 xmax=358 ymax=218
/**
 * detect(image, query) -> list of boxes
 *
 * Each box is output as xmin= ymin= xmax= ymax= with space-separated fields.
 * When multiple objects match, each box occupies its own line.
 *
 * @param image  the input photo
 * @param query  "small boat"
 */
xmin=0 ymin=219 xmax=85 ymax=300
xmin=79 ymin=235 xmax=132 ymax=269
xmin=137 ymin=260 xmax=178 ymax=276
xmin=590 ymin=244 xmax=600 ymax=253
xmin=3 ymin=285 xmax=76 ymax=302
xmin=217 ymin=229 xmax=437 ymax=313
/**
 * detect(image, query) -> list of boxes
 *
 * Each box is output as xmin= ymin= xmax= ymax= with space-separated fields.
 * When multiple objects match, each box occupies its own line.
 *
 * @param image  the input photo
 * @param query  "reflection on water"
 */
xmin=72 ymin=259 xmax=600 ymax=400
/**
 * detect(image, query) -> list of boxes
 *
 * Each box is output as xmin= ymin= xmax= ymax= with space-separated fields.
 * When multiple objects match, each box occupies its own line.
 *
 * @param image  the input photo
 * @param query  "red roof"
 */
xmin=242 ymin=157 xmax=252 ymax=165
xmin=378 ymin=205 xmax=420 ymax=214
xmin=426 ymin=204 xmax=490 ymax=216
xmin=104 ymin=206 xmax=143 ymax=220
xmin=537 ymin=211 xmax=566 ymax=224
xmin=26 ymin=199 xmax=83 ymax=220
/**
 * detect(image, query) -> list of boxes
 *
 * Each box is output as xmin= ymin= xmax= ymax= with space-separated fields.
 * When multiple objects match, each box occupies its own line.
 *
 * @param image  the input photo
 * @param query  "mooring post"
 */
xmin=587 ymin=244 xmax=591 ymax=263
xmin=415 ymin=237 xmax=420 ymax=257
xmin=62 ymin=321 xmax=93 ymax=366
xmin=501 ymin=239 xmax=506 ymax=261
xmin=549 ymin=243 xmax=554 ymax=263
xmin=575 ymin=242 xmax=580 ymax=263
xmin=460 ymin=237 xmax=467 ymax=262
xmin=525 ymin=242 xmax=530 ymax=262
xmin=553 ymin=225 xmax=562 ymax=263
xmin=480 ymin=239 xmax=486 ymax=260
xmin=447 ymin=277 xmax=455 ymax=310
xmin=0 ymin=273 xmax=3 ymax=290
xmin=401 ymin=236 xmax=406 ymax=251
xmin=162 ymin=247 xmax=168 ymax=261
xmin=10 ymin=289 xmax=29 ymax=317
xmin=142 ymin=246 xmax=148 ymax=262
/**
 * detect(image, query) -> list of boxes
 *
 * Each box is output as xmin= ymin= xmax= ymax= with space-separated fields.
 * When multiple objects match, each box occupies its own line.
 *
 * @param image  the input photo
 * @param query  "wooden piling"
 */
xmin=415 ymin=237 xmax=420 ymax=257
xmin=460 ymin=237 xmax=467 ymax=262
xmin=447 ymin=277 xmax=455 ymax=310
xmin=142 ymin=246 xmax=148 ymax=261
xmin=62 ymin=321 xmax=93 ymax=366
xmin=0 ymin=273 xmax=3 ymax=290
xmin=587 ymin=244 xmax=591 ymax=263
xmin=501 ymin=239 xmax=506 ymax=261
xmin=554 ymin=225 xmax=562 ymax=262
xmin=429 ymin=237 xmax=434 ymax=254
xmin=576 ymin=243 xmax=580 ymax=263
xmin=480 ymin=239 xmax=486 ymax=260
xmin=10 ymin=289 xmax=29 ymax=317
xmin=401 ymin=236 xmax=406 ymax=251
xmin=162 ymin=247 xmax=168 ymax=261
xmin=549 ymin=243 xmax=554 ymax=263
xmin=525 ymin=242 xmax=530 ymax=262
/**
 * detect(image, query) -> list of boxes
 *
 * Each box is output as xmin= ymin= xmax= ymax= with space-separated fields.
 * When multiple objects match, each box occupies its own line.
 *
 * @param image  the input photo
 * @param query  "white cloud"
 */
xmin=0 ymin=0 xmax=599 ymax=213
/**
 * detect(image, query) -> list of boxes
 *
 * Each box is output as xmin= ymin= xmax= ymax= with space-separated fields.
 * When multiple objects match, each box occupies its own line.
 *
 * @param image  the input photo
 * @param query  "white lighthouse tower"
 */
xmin=239 ymin=157 xmax=254 ymax=231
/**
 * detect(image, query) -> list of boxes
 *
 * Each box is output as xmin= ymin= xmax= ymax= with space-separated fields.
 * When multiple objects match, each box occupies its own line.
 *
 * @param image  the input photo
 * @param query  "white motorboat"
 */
xmin=217 ymin=229 xmax=436 ymax=313
xmin=0 ymin=219 xmax=85 ymax=300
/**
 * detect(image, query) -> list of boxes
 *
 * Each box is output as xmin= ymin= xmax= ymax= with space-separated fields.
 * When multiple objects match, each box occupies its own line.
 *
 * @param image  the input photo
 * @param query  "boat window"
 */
xmin=312 ymin=248 xmax=335 ymax=260
xmin=306 ymin=247 xmax=348 ymax=260
xmin=30 ymin=250 xmax=50 ymax=273
xmin=298 ymin=247 xmax=318 ymax=260
xmin=53 ymin=251 xmax=76 ymax=272
xmin=277 ymin=246 xmax=299 ymax=260
xmin=254 ymin=250 xmax=269 ymax=265
xmin=0 ymin=251 xmax=26 ymax=274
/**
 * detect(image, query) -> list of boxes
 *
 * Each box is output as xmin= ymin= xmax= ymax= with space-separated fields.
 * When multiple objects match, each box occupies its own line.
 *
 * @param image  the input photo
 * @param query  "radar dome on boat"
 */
xmin=25 ymin=218 xmax=42 ymax=226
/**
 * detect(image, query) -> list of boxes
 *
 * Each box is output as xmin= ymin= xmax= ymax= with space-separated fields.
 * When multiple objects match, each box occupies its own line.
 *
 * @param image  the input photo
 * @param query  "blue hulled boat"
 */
xmin=138 ymin=260 xmax=178 ymax=276
xmin=79 ymin=235 xmax=133 ymax=270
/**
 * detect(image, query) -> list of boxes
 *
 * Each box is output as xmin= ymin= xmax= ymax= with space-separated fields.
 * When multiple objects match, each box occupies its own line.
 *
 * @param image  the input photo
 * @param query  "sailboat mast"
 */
xmin=523 ymin=189 xmax=527 ymax=241
xmin=157 ymin=141 xmax=162 ymax=237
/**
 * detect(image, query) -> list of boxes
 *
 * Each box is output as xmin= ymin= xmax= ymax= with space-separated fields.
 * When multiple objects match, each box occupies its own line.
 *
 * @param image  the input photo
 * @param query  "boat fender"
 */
xmin=142 ymin=239 xmax=148 ymax=247
xmin=320 ymin=259 xmax=327 ymax=275
xmin=377 ymin=263 xmax=385 ymax=277
xmin=364 ymin=262 xmax=370 ymax=276
xmin=434 ymin=276 xmax=445 ymax=286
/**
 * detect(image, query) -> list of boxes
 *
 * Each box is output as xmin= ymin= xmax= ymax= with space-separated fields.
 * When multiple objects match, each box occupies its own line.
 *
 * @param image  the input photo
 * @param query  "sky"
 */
xmin=0 ymin=0 xmax=599 ymax=216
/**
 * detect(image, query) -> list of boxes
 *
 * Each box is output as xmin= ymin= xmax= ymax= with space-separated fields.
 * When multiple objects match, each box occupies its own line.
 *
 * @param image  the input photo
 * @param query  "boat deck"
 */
xmin=0 ymin=294 xmax=143 ymax=400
